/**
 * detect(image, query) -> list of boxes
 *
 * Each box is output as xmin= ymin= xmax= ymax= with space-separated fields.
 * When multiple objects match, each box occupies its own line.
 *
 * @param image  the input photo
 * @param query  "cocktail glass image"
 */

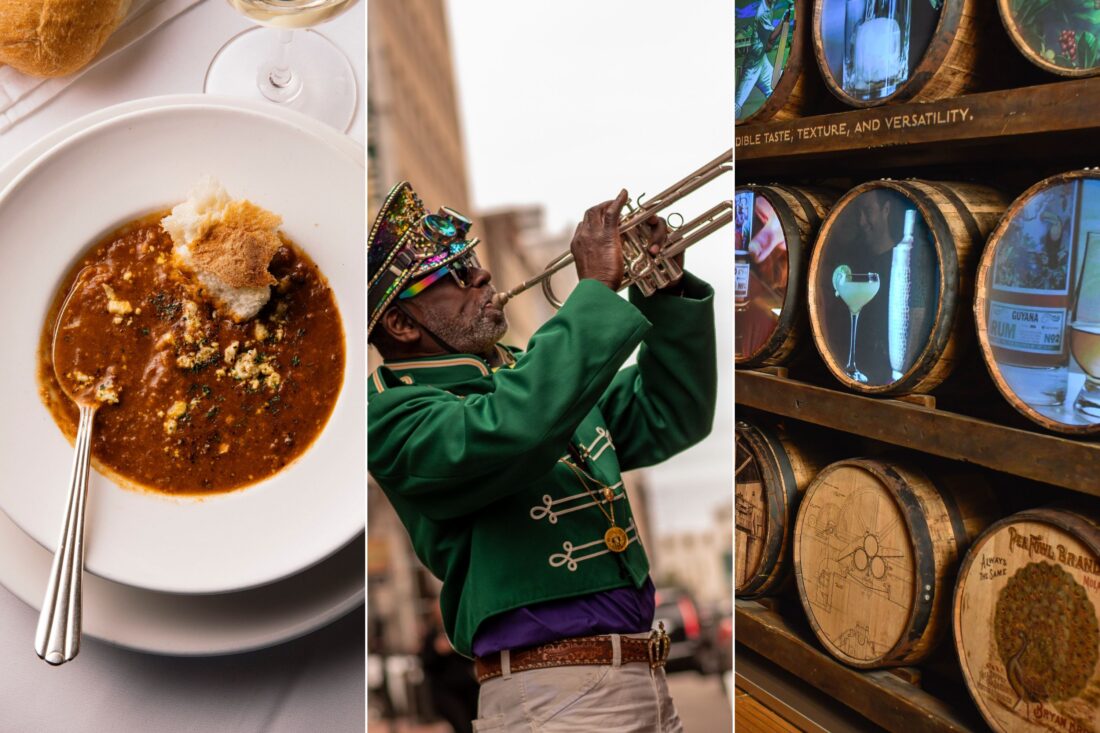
xmin=1071 ymin=233 xmax=1100 ymax=419
xmin=834 ymin=267 xmax=880 ymax=382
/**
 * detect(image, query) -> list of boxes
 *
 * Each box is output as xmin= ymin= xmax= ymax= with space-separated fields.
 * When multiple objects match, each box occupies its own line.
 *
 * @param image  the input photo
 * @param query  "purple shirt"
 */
xmin=470 ymin=577 xmax=656 ymax=657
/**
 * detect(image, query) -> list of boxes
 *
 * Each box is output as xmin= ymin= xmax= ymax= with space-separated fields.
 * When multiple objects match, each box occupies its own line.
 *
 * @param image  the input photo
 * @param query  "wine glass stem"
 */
xmin=270 ymin=31 xmax=293 ymax=88
xmin=259 ymin=30 xmax=302 ymax=103
xmin=847 ymin=311 xmax=860 ymax=373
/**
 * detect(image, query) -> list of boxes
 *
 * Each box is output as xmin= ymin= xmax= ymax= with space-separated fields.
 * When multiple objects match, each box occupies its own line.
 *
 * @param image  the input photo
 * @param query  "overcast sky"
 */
xmin=446 ymin=1 xmax=734 ymax=536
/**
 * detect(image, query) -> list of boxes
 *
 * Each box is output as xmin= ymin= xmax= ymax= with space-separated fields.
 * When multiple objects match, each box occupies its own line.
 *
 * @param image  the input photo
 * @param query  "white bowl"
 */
xmin=0 ymin=97 xmax=365 ymax=594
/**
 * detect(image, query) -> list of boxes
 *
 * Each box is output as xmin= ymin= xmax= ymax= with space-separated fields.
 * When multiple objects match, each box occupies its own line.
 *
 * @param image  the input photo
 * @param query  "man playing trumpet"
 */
xmin=367 ymin=181 xmax=717 ymax=731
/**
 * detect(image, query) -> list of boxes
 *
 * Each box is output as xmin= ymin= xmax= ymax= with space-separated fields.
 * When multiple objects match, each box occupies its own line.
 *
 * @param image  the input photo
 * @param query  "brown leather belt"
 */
xmin=474 ymin=631 xmax=670 ymax=684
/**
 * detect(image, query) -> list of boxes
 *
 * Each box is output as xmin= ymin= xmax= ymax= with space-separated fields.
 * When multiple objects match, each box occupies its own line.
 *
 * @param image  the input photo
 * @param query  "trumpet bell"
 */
xmin=498 ymin=149 xmax=733 ymax=310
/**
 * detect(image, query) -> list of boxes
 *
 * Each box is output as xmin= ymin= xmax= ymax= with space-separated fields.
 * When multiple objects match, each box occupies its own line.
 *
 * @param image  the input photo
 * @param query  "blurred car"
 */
xmin=715 ymin=606 xmax=733 ymax=696
xmin=653 ymin=586 xmax=716 ymax=674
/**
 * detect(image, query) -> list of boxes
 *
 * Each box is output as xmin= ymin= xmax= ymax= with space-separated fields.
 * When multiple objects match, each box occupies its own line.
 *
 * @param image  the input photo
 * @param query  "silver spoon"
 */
xmin=36 ymin=268 xmax=107 ymax=665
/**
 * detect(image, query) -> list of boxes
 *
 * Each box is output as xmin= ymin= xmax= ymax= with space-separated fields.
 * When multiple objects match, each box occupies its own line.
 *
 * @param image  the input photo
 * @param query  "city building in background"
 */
xmin=367 ymin=0 xmax=470 ymax=221
xmin=478 ymin=205 xmax=567 ymax=345
xmin=367 ymin=2 xmax=469 ymax=678
xmin=656 ymin=503 xmax=734 ymax=605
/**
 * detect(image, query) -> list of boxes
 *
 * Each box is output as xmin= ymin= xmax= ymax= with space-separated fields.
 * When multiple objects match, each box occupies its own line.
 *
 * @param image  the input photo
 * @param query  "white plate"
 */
xmin=0 ymin=95 xmax=362 ymax=654
xmin=0 ymin=96 xmax=365 ymax=594
xmin=0 ymin=502 xmax=363 ymax=655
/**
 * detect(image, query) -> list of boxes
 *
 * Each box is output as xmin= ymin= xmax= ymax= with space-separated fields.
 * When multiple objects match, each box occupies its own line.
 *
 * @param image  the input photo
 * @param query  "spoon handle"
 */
xmin=35 ymin=404 xmax=95 ymax=666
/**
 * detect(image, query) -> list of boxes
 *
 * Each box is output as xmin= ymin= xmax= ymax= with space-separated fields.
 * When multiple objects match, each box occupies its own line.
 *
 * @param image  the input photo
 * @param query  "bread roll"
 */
xmin=163 ymin=177 xmax=284 ymax=323
xmin=0 ymin=0 xmax=131 ymax=78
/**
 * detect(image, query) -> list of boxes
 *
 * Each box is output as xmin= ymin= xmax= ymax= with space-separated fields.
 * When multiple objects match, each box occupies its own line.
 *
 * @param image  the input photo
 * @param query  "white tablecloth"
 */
xmin=0 ymin=1 xmax=365 ymax=731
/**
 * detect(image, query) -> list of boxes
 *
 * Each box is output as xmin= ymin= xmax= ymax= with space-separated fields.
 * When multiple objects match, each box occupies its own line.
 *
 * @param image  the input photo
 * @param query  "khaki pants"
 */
xmin=473 ymin=637 xmax=683 ymax=733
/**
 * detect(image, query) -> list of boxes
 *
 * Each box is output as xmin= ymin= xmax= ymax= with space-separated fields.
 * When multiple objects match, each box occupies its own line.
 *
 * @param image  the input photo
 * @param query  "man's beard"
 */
xmin=420 ymin=303 xmax=508 ymax=355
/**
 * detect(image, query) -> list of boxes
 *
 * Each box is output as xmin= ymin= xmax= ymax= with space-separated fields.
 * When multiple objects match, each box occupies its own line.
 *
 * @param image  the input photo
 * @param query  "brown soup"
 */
xmin=38 ymin=212 xmax=345 ymax=495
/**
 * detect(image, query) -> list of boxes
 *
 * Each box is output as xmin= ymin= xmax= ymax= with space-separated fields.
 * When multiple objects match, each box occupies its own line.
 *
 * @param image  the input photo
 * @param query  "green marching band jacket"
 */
xmin=367 ymin=273 xmax=717 ymax=658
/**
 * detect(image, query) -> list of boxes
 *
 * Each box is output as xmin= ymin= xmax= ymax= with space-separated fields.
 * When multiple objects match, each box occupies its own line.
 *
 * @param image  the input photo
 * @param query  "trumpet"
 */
xmin=493 ymin=149 xmax=733 ymax=309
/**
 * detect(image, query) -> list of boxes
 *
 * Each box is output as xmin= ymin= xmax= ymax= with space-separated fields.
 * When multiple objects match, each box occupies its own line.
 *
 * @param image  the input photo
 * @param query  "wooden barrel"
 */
xmin=735 ymin=419 xmax=830 ymax=598
xmin=736 ymin=183 xmax=837 ymax=368
xmin=954 ymin=507 xmax=1100 ymax=733
xmin=811 ymin=0 xmax=991 ymax=108
xmin=737 ymin=0 xmax=819 ymax=124
xmin=807 ymin=179 xmax=1007 ymax=395
xmin=793 ymin=457 xmax=994 ymax=668
xmin=976 ymin=171 xmax=1100 ymax=436
xmin=997 ymin=0 xmax=1100 ymax=78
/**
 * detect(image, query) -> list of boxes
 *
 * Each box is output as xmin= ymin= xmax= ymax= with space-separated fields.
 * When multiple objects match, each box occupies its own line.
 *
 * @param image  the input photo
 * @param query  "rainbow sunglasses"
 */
xmin=399 ymin=249 xmax=482 ymax=299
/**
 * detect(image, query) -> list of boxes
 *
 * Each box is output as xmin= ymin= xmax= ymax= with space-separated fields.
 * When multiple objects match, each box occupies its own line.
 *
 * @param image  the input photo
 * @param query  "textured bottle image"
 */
xmin=888 ymin=209 xmax=916 ymax=380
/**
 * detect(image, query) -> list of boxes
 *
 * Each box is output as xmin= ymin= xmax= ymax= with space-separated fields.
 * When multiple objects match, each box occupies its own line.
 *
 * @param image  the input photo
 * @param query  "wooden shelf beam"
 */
xmin=734 ymin=370 xmax=1100 ymax=495
xmin=736 ymin=78 xmax=1100 ymax=177
xmin=736 ymin=600 xmax=982 ymax=733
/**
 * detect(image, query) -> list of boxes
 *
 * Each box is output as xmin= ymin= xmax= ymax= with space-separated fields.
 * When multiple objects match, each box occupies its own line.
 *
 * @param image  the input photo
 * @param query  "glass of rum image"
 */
xmin=1071 ymin=232 xmax=1100 ymax=417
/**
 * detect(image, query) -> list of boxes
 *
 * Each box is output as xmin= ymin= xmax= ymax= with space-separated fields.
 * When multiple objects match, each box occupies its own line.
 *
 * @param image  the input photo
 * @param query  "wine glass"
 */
xmin=835 ymin=270 xmax=880 ymax=383
xmin=1071 ymin=233 xmax=1100 ymax=419
xmin=205 ymin=0 xmax=360 ymax=131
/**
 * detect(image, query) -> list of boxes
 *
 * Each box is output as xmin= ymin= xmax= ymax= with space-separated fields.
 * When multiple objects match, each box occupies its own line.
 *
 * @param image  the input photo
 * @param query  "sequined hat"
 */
xmin=368 ymin=181 xmax=480 ymax=335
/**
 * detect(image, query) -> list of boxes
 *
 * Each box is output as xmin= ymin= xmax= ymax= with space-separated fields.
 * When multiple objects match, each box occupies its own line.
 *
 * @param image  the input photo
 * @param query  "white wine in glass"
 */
xmin=228 ymin=0 xmax=357 ymax=28
xmin=1072 ymin=233 xmax=1100 ymax=420
xmin=205 ymin=0 xmax=360 ymax=131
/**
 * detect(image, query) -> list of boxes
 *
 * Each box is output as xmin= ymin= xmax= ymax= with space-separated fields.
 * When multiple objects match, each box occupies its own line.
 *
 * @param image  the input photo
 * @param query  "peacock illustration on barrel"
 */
xmin=954 ymin=507 xmax=1100 ymax=732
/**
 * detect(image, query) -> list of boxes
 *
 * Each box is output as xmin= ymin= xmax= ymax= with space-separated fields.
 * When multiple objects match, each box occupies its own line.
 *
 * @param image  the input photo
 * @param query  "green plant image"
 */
xmin=1009 ymin=0 xmax=1100 ymax=69
xmin=736 ymin=0 xmax=796 ymax=121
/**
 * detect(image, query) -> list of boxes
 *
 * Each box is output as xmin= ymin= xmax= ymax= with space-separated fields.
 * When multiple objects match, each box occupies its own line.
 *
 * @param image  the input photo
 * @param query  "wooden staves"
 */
xmin=811 ymin=0 xmax=993 ymax=108
xmin=807 ymin=179 xmax=1007 ymax=395
xmin=735 ymin=419 xmax=831 ymax=598
xmin=793 ymin=457 xmax=994 ymax=668
xmin=975 ymin=170 xmax=1100 ymax=436
xmin=736 ymin=183 xmax=837 ymax=368
xmin=997 ymin=0 xmax=1100 ymax=79
xmin=953 ymin=506 xmax=1100 ymax=733
xmin=737 ymin=0 xmax=820 ymax=124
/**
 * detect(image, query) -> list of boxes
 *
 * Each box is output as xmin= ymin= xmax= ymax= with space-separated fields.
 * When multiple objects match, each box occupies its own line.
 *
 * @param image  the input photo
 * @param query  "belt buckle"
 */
xmin=648 ymin=622 xmax=670 ymax=669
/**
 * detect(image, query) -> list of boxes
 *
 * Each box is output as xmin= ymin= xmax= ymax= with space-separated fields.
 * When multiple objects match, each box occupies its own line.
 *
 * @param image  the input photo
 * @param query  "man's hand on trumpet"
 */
xmin=570 ymin=189 xmax=628 ymax=291
xmin=569 ymin=189 xmax=683 ymax=295
xmin=640 ymin=211 xmax=685 ymax=294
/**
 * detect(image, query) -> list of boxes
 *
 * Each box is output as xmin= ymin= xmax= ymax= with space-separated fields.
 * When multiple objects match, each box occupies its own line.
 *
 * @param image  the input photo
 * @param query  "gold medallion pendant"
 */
xmin=604 ymin=526 xmax=629 ymax=552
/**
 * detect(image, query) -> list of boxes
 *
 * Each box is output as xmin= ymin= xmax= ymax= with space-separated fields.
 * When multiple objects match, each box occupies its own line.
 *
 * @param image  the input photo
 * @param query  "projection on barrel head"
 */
xmin=736 ymin=189 xmax=790 ymax=360
xmin=818 ymin=0 xmax=942 ymax=102
xmin=981 ymin=178 xmax=1100 ymax=428
xmin=815 ymin=188 xmax=939 ymax=387
xmin=735 ymin=434 xmax=767 ymax=591
xmin=736 ymin=0 xmax=796 ymax=121
xmin=1000 ymin=0 xmax=1100 ymax=75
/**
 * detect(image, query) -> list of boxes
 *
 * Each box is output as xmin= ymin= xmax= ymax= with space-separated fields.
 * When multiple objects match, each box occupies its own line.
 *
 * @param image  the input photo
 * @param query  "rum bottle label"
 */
xmin=987 ymin=302 xmax=1067 ymax=356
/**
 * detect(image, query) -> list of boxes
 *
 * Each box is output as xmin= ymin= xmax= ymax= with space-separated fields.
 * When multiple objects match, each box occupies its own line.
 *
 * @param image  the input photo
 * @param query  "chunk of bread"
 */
xmin=162 ymin=178 xmax=283 ymax=322
xmin=0 ymin=0 xmax=131 ymax=78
